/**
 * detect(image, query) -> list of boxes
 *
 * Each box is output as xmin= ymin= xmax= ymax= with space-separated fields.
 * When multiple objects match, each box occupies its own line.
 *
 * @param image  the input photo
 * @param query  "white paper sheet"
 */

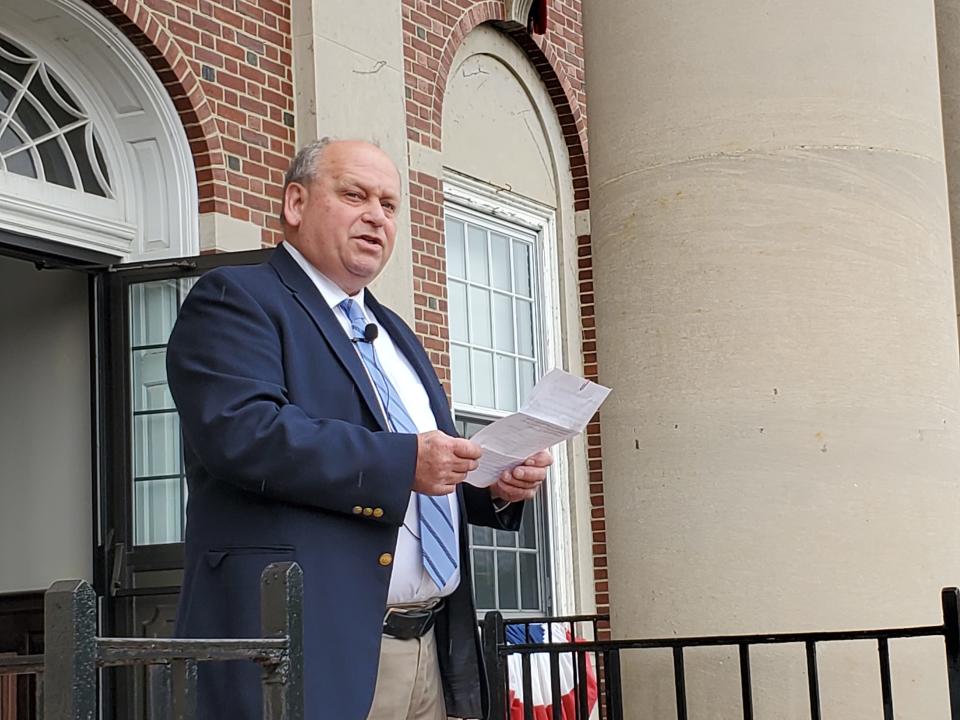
xmin=465 ymin=369 xmax=611 ymax=488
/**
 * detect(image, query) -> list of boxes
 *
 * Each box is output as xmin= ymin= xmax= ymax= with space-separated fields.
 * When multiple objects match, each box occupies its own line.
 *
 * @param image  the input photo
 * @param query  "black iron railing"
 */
xmin=0 ymin=561 xmax=303 ymax=720
xmin=482 ymin=587 xmax=960 ymax=720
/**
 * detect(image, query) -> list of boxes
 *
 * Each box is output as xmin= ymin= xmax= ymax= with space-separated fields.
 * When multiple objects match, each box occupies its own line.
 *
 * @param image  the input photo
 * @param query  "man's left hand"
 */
xmin=490 ymin=450 xmax=553 ymax=503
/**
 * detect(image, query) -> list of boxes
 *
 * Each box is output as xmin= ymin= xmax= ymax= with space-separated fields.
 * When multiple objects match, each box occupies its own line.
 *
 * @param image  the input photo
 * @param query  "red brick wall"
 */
xmin=400 ymin=0 xmax=609 ymax=632
xmin=87 ymin=0 xmax=294 ymax=246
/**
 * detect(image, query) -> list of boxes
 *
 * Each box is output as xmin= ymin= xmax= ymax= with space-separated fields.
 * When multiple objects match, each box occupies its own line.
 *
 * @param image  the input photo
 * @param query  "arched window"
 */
xmin=0 ymin=1 xmax=198 ymax=262
xmin=0 ymin=33 xmax=112 ymax=198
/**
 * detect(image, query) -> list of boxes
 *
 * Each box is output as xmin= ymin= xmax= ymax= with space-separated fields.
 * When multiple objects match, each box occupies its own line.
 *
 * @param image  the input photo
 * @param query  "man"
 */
xmin=166 ymin=138 xmax=551 ymax=720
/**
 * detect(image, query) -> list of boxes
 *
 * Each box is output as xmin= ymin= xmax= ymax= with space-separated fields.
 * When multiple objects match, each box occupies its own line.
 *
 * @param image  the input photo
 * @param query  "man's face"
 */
xmin=283 ymin=141 xmax=401 ymax=295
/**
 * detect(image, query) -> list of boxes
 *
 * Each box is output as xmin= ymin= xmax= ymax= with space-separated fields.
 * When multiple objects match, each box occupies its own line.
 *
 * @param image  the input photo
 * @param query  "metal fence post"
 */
xmin=170 ymin=659 xmax=199 ymax=720
xmin=942 ymin=587 xmax=960 ymax=720
xmin=261 ymin=561 xmax=304 ymax=720
xmin=43 ymin=579 xmax=97 ymax=720
xmin=481 ymin=612 xmax=507 ymax=720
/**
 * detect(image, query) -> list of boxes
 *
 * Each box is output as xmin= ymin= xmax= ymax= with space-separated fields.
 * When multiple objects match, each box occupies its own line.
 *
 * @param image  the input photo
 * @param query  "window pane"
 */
xmin=133 ymin=412 xmax=181 ymax=478
xmin=15 ymin=96 xmax=50 ymax=139
xmin=519 ymin=553 xmax=540 ymax=610
xmin=0 ymin=121 xmax=22 ymax=152
xmin=459 ymin=418 xmax=488 ymax=439
xmin=513 ymin=241 xmax=532 ymax=297
xmin=471 ymin=525 xmax=493 ymax=546
xmin=519 ymin=360 xmax=536 ymax=405
xmin=0 ymin=53 xmax=29 ymax=84
xmin=493 ymin=293 xmax=514 ymax=352
xmin=496 ymin=355 xmax=517 ymax=411
xmin=29 ymin=73 xmax=77 ymax=128
xmin=516 ymin=299 xmax=534 ymax=357
xmin=446 ymin=218 xmax=466 ymax=278
xmin=93 ymin=133 xmax=110 ymax=188
xmin=448 ymin=281 xmax=468 ymax=343
xmin=48 ymin=72 xmax=80 ymax=113
xmin=130 ymin=281 xmax=179 ymax=346
xmin=65 ymin=125 xmax=107 ymax=197
xmin=467 ymin=225 xmax=489 ymax=284
xmin=518 ymin=502 xmax=537 ymax=548
xmin=132 ymin=348 xmax=173 ymax=412
xmin=496 ymin=551 xmax=519 ymax=610
xmin=473 ymin=549 xmax=496 ymax=610
xmin=6 ymin=148 xmax=36 ymax=178
xmin=495 ymin=529 xmax=517 ymax=548
xmin=451 ymin=344 xmax=471 ymax=405
xmin=490 ymin=232 xmax=512 ymax=291
xmin=468 ymin=287 xmax=491 ymax=347
xmin=37 ymin=137 xmax=73 ymax=188
xmin=471 ymin=349 xmax=494 ymax=408
xmin=134 ymin=477 xmax=182 ymax=546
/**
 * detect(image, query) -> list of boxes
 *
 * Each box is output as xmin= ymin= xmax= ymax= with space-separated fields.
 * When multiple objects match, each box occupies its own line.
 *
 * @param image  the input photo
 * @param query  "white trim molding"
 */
xmin=443 ymin=171 xmax=578 ymax=615
xmin=0 ymin=187 xmax=134 ymax=257
xmin=504 ymin=0 xmax=536 ymax=27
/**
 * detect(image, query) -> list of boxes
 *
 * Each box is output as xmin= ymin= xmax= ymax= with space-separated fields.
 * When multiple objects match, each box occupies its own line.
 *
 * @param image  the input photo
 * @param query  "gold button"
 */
xmin=352 ymin=506 xmax=363 ymax=515
xmin=378 ymin=553 xmax=393 ymax=566
xmin=363 ymin=507 xmax=373 ymax=516
xmin=372 ymin=508 xmax=384 ymax=518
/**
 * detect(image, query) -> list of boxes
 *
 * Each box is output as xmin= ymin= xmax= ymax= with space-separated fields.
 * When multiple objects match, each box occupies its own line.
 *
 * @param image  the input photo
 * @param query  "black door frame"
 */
xmin=92 ymin=248 xmax=271 ymax=719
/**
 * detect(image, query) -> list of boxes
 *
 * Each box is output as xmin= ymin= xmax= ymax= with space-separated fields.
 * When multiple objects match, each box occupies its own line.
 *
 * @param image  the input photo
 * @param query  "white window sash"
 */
xmin=444 ymin=172 xmax=577 ymax=615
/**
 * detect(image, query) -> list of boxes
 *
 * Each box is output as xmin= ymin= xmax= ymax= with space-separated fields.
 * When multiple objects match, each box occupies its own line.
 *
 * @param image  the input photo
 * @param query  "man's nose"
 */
xmin=363 ymin=201 xmax=387 ymax=226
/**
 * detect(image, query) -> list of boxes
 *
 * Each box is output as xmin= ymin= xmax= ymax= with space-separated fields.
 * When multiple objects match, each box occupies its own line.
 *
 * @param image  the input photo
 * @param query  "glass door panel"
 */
xmin=128 ymin=278 xmax=196 ymax=546
xmin=95 ymin=249 xmax=270 ymax=720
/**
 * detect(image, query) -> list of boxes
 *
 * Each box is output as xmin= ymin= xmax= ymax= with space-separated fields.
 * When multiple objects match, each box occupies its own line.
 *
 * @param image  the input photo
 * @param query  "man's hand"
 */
xmin=490 ymin=450 xmax=552 ymax=503
xmin=414 ymin=431 xmax=482 ymax=495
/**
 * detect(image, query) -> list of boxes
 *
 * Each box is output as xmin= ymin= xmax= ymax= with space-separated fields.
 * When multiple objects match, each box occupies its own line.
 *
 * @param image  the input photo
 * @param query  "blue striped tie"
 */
xmin=339 ymin=299 xmax=458 ymax=590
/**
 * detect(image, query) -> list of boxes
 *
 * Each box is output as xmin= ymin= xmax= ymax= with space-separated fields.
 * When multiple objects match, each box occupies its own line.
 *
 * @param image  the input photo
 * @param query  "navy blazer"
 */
xmin=166 ymin=246 xmax=521 ymax=719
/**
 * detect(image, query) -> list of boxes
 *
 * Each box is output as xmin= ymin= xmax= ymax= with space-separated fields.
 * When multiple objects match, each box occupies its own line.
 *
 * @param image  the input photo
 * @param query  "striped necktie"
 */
xmin=338 ymin=298 xmax=458 ymax=590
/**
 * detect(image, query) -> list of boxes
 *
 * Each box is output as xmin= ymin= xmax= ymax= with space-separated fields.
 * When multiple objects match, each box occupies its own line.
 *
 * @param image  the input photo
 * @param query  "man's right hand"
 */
xmin=413 ymin=431 xmax=482 ymax=495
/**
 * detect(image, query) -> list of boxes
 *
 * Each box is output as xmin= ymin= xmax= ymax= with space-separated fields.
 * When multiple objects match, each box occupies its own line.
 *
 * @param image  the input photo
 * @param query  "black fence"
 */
xmin=482 ymin=587 xmax=960 ymax=720
xmin=0 ymin=561 xmax=303 ymax=720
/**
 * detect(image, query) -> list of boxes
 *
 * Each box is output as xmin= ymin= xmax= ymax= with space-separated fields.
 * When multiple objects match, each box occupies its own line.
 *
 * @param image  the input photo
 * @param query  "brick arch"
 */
xmin=84 ymin=0 xmax=226 ymax=205
xmin=425 ymin=6 xmax=590 ymax=210
xmin=491 ymin=22 xmax=590 ymax=210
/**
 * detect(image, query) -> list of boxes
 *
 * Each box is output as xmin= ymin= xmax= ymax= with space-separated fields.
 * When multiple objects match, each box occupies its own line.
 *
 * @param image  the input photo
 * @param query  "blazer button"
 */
xmin=372 ymin=508 xmax=384 ymax=518
xmin=378 ymin=553 xmax=393 ymax=567
xmin=352 ymin=506 xmax=363 ymax=515
xmin=363 ymin=507 xmax=373 ymax=516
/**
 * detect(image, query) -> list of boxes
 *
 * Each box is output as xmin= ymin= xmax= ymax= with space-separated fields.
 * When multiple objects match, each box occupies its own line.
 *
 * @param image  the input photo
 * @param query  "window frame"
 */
xmin=444 ymin=171 xmax=577 ymax=616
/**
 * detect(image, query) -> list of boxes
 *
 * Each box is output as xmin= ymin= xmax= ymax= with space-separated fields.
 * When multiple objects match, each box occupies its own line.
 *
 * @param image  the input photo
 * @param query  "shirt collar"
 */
xmin=281 ymin=241 xmax=367 ymax=316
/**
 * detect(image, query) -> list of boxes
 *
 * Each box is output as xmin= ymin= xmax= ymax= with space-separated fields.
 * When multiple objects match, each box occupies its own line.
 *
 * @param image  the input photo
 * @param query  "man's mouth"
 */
xmin=356 ymin=234 xmax=382 ymax=248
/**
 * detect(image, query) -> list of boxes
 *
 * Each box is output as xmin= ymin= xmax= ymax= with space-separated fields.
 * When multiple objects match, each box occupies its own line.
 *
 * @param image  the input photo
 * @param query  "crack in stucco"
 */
xmin=597 ymin=144 xmax=938 ymax=190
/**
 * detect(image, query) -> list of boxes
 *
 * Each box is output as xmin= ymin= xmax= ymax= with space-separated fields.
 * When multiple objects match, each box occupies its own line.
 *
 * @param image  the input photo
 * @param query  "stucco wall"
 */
xmin=0 ymin=257 xmax=91 ymax=593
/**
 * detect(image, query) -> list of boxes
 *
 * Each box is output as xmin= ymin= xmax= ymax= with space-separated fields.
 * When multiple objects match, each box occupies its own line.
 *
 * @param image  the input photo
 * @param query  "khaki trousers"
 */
xmin=366 ymin=628 xmax=448 ymax=720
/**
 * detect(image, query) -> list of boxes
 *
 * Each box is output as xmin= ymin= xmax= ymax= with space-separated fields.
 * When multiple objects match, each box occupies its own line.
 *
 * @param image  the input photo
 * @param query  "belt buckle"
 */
xmin=383 ymin=601 xmax=442 ymax=640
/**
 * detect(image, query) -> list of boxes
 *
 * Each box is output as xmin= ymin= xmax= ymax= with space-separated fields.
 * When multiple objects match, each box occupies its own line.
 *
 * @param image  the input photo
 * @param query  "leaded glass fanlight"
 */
xmin=0 ymin=33 xmax=112 ymax=197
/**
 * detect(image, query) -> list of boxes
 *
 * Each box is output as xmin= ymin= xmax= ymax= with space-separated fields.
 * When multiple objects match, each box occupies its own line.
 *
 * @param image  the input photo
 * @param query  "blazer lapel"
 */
xmin=268 ymin=246 xmax=389 ymax=431
xmin=365 ymin=292 xmax=458 ymax=436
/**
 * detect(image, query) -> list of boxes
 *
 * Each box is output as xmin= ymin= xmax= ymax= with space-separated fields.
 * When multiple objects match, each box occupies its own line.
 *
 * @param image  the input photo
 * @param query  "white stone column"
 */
xmin=585 ymin=1 xmax=960 ymax=716
xmin=290 ymin=1 xmax=414 ymax=321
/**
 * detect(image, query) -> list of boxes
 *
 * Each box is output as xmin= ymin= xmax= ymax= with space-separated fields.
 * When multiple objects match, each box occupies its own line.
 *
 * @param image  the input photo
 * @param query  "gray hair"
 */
xmin=279 ymin=136 xmax=334 ymax=225
xmin=279 ymin=136 xmax=390 ymax=225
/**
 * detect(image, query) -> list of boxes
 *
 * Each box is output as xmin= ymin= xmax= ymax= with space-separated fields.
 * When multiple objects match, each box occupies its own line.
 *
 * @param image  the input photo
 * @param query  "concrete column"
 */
xmin=585 ymin=2 xmax=960 ymax=716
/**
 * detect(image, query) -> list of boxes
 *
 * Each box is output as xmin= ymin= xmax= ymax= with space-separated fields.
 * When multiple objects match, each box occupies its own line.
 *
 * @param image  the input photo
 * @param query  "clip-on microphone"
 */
xmin=352 ymin=323 xmax=379 ymax=344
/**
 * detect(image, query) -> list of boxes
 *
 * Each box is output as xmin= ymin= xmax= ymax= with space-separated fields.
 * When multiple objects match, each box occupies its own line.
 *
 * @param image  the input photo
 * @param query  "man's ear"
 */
xmin=283 ymin=182 xmax=307 ymax=228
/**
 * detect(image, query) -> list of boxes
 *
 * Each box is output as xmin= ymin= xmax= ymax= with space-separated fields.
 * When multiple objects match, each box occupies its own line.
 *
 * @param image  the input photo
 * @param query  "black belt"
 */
xmin=383 ymin=600 xmax=445 ymax=640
